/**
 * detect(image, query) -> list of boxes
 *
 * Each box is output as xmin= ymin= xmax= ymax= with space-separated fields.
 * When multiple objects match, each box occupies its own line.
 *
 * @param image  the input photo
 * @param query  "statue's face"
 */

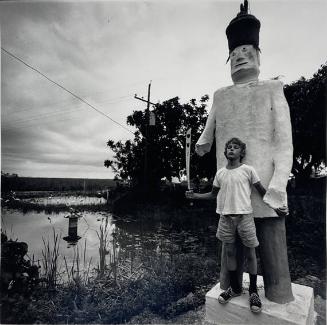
xmin=230 ymin=45 xmax=260 ymax=83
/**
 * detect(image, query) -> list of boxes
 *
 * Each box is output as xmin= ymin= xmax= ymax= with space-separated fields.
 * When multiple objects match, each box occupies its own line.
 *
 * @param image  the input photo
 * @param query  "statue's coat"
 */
xmin=196 ymin=79 xmax=293 ymax=217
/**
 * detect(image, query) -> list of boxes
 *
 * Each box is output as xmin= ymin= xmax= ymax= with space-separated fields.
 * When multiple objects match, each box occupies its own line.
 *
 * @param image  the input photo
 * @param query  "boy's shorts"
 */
xmin=217 ymin=214 xmax=259 ymax=248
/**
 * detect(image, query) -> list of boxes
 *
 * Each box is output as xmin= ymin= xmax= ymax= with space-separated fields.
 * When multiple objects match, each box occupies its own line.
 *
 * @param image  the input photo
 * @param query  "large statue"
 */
xmin=196 ymin=0 xmax=294 ymax=303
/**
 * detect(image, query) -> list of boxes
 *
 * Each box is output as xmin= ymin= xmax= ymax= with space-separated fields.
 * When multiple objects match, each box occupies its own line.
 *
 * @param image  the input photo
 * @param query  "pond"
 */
xmin=1 ymin=206 xmax=220 ymax=280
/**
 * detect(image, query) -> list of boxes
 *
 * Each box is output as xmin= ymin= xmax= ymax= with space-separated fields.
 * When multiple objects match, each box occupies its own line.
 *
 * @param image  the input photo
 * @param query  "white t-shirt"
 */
xmin=213 ymin=164 xmax=260 ymax=215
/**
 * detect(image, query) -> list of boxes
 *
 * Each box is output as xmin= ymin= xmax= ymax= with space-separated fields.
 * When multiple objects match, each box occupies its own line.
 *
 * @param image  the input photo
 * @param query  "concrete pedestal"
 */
xmin=206 ymin=273 xmax=315 ymax=325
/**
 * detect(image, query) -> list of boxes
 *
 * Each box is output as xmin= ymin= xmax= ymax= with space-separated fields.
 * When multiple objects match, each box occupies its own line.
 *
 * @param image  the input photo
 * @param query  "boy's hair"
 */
xmin=224 ymin=137 xmax=246 ymax=162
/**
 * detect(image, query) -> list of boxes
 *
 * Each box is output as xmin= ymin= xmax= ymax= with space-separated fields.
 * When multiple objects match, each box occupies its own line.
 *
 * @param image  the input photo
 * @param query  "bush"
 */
xmin=286 ymin=190 xmax=325 ymax=279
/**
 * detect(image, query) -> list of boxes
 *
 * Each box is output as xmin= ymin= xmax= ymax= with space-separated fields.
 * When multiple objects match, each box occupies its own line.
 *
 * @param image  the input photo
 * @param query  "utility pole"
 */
xmin=134 ymin=82 xmax=156 ymax=190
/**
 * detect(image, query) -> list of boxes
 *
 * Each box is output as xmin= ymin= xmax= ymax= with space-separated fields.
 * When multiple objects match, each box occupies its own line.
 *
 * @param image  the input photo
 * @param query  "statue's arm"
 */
xmin=263 ymin=80 xmax=293 ymax=209
xmin=195 ymin=91 xmax=218 ymax=156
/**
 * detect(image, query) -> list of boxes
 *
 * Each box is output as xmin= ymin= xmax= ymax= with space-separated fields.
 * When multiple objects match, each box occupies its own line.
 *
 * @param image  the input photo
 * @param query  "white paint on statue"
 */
xmin=196 ymin=45 xmax=293 ymax=218
xmin=199 ymin=1 xmax=295 ymax=304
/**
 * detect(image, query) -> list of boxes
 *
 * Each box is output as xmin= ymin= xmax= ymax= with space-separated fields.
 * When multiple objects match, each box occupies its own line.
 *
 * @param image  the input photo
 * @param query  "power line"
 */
xmin=4 ymin=93 xmax=130 ymax=118
xmin=5 ymin=96 xmax=133 ymax=127
xmin=2 ymin=108 xmax=119 ymax=132
xmin=5 ymin=108 xmax=83 ymax=128
xmin=1 ymin=47 xmax=135 ymax=135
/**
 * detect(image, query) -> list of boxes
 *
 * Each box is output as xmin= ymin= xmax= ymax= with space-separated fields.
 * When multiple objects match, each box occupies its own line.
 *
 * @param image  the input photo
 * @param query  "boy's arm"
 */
xmin=253 ymin=181 xmax=266 ymax=197
xmin=185 ymin=185 xmax=219 ymax=200
xmin=254 ymin=181 xmax=288 ymax=216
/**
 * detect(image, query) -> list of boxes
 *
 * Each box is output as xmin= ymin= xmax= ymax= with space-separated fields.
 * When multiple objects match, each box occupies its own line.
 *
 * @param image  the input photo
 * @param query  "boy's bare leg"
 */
xmin=244 ymin=246 xmax=258 ymax=294
xmin=220 ymin=236 xmax=244 ymax=291
xmin=244 ymin=247 xmax=257 ymax=275
xmin=226 ymin=242 xmax=237 ymax=271
xmin=226 ymin=242 xmax=242 ymax=293
xmin=218 ymin=242 xmax=242 ymax=304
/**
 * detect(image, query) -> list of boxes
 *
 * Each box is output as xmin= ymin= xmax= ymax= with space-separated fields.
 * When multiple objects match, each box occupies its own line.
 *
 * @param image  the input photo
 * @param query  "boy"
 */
xmin=186 ymin=137 xmax=276 ymax=313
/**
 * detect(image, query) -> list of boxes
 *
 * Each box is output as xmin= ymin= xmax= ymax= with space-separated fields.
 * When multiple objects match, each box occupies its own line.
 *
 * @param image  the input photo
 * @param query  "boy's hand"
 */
xmin=275 ymin=205 xmax=289 ymax=216
xmin=185 ymin=190 xmax=195 ymax=200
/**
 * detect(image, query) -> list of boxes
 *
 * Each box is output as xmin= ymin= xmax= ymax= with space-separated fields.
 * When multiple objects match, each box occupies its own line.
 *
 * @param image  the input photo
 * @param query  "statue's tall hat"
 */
xmin=226 ymin=0 xmax=261 ymax=53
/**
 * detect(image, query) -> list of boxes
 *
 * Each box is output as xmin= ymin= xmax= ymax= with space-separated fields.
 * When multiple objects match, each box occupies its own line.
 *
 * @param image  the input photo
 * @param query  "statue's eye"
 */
xmin=242 ymin=47 xmax=247 ymax=51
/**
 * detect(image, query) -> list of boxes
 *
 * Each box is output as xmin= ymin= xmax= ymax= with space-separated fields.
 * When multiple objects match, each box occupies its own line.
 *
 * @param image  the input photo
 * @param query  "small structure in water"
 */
xmin=63 ymin=208 xmax=83 ymax=246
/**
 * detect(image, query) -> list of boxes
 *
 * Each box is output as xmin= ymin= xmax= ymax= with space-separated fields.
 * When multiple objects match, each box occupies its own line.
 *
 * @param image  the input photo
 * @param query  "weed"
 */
xmin=41 ymin=228 xmax=61 ymax=289
xmin=96 ymin=217 xmax=110 ymax=278
xmin=63 ymin=240 xmax=93 ymax=286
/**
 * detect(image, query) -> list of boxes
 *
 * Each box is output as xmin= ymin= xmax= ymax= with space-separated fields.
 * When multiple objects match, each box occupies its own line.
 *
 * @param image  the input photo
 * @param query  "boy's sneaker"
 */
xmin=218 ymin=287 xmax=242 ymax=304
xmin=249 ymin=292 xmax=262 ymax=313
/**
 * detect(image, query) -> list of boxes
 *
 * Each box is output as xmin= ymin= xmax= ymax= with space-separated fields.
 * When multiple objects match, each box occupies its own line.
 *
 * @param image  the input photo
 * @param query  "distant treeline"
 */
xmin=1 ymin=176 xmax=117 ymax=192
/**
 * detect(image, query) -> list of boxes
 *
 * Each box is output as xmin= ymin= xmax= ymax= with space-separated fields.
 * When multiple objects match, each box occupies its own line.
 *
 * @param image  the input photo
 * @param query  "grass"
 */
xmin=1 ymin=185 xmax=325 ymax=324
xmin=9 ymin=253 xmax=213 ymax=324
xmin=2 ymin=199 xmax=110 ymax=214
xmin=95 ymin=217 xmax=120 ymax=285
xmin=96 ymin=217 xmax=111 ymax=278
xmin=1 ymin=220 xmax=218 ymax=324
xmin=41 ymin=228 xmax=61 ymax=289
xmin=63 ymin=240 xmax=93 ymax=286
xmin=1 ymin=191 xmax=111 ymax=214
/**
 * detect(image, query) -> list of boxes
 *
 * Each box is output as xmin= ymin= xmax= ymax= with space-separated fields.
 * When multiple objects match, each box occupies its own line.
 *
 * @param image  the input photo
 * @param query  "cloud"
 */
xmin=1 ymin=1 xmax=326 ymax=179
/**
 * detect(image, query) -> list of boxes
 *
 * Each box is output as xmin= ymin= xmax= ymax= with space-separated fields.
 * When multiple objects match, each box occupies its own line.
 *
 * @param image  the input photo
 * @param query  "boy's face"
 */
xmin=226 ymin=142 xmax=242 ymax=161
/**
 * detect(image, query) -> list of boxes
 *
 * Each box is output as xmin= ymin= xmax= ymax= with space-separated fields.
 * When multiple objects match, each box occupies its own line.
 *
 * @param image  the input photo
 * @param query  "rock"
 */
xmin=128 ymin=308 xmax=164 ymax=324
xmin=165 ymin=292 xmax=198 ymax=317
xmin=294 ymin=275 xmax=326 ymax=298
xmin=172 ymin=305 xmax=205 ymax=325
xmin=314 ymin=295 xmax=326 ymax=325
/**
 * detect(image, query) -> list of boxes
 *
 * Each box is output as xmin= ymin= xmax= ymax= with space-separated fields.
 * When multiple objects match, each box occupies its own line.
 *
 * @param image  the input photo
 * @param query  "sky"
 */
xmin=1 ymin=0 xmax=326 ymax=179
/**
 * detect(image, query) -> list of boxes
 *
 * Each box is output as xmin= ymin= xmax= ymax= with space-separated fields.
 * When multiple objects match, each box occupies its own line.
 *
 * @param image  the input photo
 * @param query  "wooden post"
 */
xmin=134 ymin=82 xmax=156 ymax=191
xmin=255 ymin=217 xmax=294 ymax=303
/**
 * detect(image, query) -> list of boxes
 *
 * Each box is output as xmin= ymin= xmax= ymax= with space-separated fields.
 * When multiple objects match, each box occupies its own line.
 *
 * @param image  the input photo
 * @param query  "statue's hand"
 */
xmin=195 ymin=143 xmax=211 ymax=157
xmin=275 ymin=206 xmax=289 ymax=216
xmin=185 ymin=190 xmax=194 ymax=199
xmin=263 ymin=187 xmax=287 ymax=210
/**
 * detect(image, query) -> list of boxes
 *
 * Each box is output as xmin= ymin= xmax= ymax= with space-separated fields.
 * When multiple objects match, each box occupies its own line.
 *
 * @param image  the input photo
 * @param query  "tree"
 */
xmin=105 ymin=64 xmax=326 ymax=188
xmin=104 ymin=96 xmax=216 ymax=186
xmin=284 ymin=63 xmax=327 ymax=182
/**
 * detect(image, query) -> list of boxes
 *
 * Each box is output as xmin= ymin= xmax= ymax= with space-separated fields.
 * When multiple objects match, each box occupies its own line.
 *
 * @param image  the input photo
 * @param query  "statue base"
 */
xmin=205 ymin=273 xmax=315 ymax=325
